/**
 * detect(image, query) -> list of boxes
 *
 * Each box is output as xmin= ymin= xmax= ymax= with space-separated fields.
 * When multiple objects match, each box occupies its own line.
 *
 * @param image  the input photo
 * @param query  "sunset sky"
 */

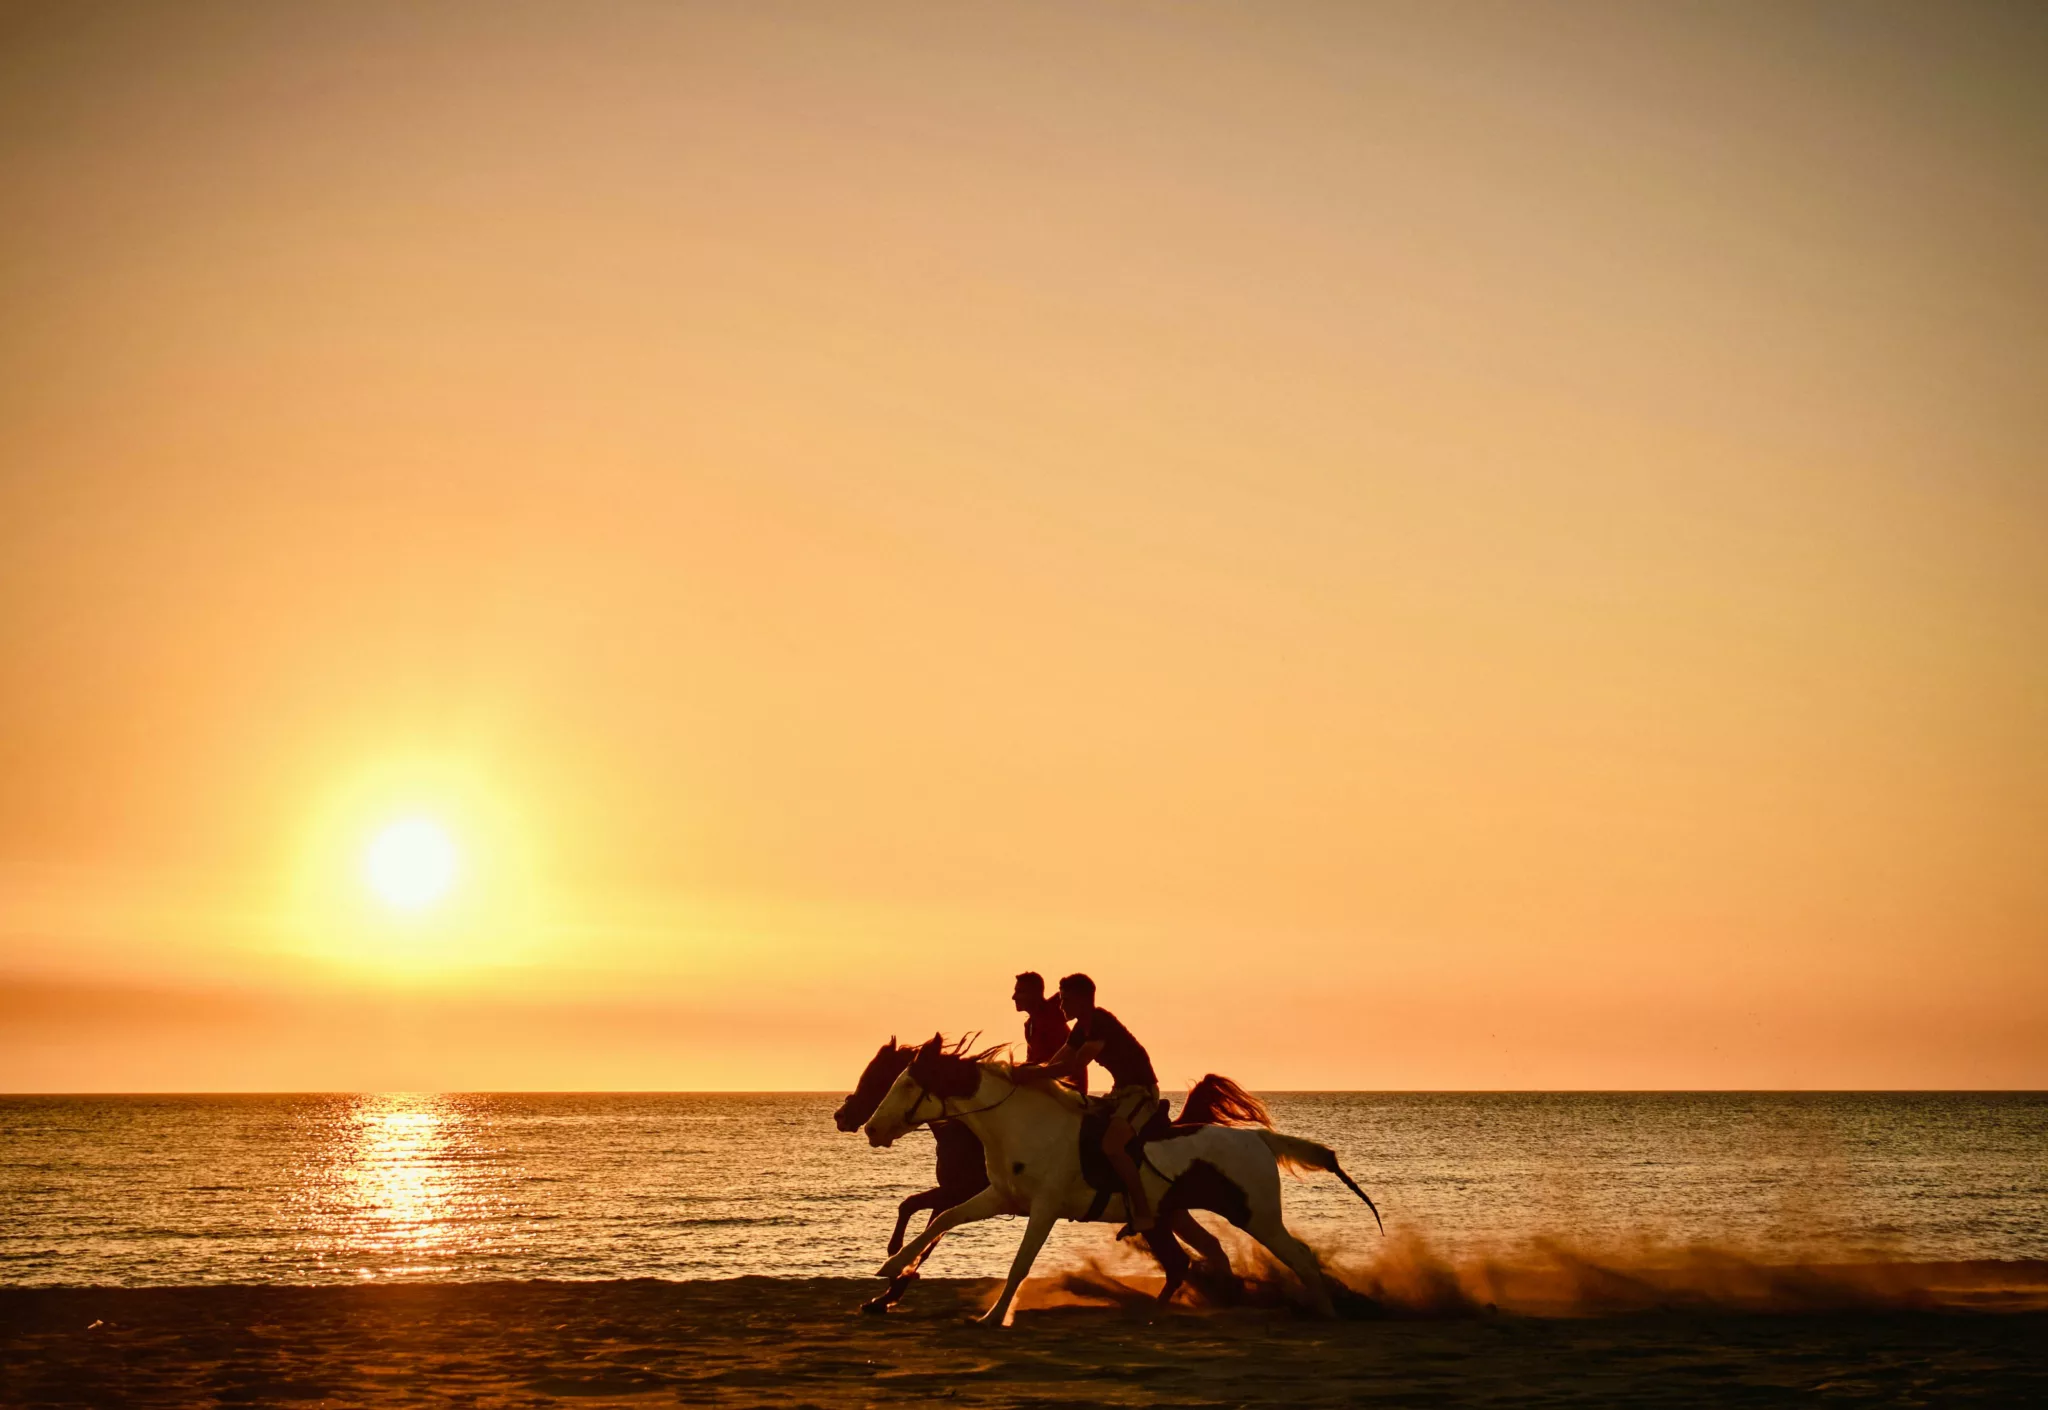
xmin=3 ymin=1 xmax=2044 ymax=1091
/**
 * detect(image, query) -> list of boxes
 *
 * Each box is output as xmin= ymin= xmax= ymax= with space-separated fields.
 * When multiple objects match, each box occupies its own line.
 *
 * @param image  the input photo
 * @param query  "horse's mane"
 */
xmin=908 ymin=1033 xmax=1014 ymax=1099
xmin=911 ymin=1034 xmax=1099 ymax=1112
xmin=937 ymin=1032 xmax=1010 ymax=1065
xmin=1007 ymin=1068 xmax=1087 ymax=1112
xmin=1178 ymin=1074 xmax=1273 ymax=1128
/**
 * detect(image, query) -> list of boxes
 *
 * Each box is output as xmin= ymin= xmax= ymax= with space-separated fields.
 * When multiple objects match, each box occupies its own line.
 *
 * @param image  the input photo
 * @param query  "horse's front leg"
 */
xmin=879 ymin=1208 xmax=950 ymax=1295
xmin=978 ymin=1200 xmax=1060 ymax=1328
xmin=862 ymin=1209 xmax=946 ymax=1315
xmin=887 ymin=1188 xmax=942 ymax=1255
xmin=877 ymin=1186 xmax=1006 ymax=1281
xmin=903 ymin=1209 xmax=947 ymax=1273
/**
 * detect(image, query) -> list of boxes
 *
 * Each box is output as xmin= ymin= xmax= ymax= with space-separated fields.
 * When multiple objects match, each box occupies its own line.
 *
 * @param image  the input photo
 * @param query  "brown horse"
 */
xmin=834 ymin=1037 xmax=1257 ymax=1312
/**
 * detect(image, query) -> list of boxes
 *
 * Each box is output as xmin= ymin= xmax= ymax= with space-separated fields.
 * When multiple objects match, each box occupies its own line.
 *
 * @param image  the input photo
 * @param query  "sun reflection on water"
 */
xmin=350 ymin=1099 xmax=453 ymax=1264
xmin=8 ymin=1094 xmax=2043 ymax=1288
xmin=292 ymin=1094 xmax=514 ymax=1279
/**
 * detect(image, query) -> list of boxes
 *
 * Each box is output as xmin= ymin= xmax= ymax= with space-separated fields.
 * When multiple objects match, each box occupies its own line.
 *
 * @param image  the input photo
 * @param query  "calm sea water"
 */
xmin=3 ymin=1093 xmax=2044 ymax=1287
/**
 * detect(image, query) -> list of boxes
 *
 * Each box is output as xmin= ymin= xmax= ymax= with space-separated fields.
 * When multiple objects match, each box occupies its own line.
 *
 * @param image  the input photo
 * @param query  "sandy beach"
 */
xmin=6 ymin=1264 xmax=2046 ymax=1409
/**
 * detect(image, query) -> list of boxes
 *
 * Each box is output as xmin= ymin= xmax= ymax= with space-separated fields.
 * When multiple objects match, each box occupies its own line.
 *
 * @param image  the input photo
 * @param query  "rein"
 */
xmin=906 ymin=1065 xmax=1020 ymax=1127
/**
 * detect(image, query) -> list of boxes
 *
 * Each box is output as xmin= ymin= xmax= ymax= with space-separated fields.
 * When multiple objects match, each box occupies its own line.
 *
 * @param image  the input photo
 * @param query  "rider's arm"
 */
xmin=1018 ymin=1039 xmax=1103 ymax=1084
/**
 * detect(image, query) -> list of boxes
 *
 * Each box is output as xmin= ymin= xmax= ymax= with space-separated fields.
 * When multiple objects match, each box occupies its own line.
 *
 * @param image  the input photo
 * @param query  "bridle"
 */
xmin=901 ymin=1062 xmax=1020 ymax=1128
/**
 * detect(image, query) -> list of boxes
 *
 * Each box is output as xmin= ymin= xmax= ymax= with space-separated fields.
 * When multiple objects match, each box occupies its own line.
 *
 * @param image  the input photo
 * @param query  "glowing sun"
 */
xmin=364 ymin=818 xmax=459 ymax=912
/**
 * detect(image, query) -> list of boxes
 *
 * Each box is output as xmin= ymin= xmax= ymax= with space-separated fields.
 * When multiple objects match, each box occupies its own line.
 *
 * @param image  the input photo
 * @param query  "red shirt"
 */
xmin=1023 ymin=995 xmax=1071 ymax=1064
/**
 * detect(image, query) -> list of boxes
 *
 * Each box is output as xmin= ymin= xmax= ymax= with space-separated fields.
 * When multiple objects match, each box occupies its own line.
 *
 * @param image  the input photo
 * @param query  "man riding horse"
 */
xmin=1010 ymin=971 xmax=1083 ymax=1093
xmin=1010 ymin=972 xmax=1158 ymax=1232
xmin=864 ymin=1031 xmax=1381 ymax=1323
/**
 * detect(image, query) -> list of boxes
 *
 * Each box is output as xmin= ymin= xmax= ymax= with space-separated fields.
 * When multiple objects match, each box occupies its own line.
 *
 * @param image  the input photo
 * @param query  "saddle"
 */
xmin=1076 ymin=1099 xmax=1179 ymax=1221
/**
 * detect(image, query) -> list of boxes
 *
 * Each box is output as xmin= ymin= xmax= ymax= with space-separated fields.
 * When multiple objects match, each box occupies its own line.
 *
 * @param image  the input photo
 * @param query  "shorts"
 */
xmin=1104 ymin=1082 xmax=1160 ymax=1130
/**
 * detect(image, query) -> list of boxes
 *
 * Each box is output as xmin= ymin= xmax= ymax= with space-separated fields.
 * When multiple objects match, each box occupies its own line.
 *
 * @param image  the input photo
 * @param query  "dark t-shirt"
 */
xmin=1070 ymin=1006 xmax=1157 ymax=1090
xmin=1022 ymin=997 xmax=1071 ymax=1065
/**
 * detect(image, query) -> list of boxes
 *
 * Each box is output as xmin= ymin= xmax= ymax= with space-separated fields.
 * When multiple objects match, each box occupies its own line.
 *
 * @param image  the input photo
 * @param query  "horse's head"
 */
xmin=834 ymin=1037 xmax=914 ymax=1133
xmin=862 ymin=1033 xmax=988 ymax=1147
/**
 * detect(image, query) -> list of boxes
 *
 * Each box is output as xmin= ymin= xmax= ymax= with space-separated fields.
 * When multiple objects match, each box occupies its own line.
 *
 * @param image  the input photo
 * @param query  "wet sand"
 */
xmin=4 ymin=1273 xmax=2045 ymax=1408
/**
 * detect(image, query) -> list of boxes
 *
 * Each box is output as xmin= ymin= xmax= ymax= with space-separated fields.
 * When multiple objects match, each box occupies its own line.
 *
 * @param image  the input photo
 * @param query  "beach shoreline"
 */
xmin=6 ymin=1272 xmax=2046 ymax=1408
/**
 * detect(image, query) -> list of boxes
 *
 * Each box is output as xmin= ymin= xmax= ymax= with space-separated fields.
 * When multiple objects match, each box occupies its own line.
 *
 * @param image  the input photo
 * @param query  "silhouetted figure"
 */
xmin=1011 ymin=971 xmax=1086 ymax=1095
xmin=1014 ymin=972 xmax=1159 ymax=1232
xmin=834 ymin=1035 xmax=1250 ymax=1313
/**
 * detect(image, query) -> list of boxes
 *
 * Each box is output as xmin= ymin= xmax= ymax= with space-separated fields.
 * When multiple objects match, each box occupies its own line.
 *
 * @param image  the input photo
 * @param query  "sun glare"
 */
xmin=292 ymin=755 xmax=542 ymax=972
xmin=364 ymin=818 xmax=459 ymax=912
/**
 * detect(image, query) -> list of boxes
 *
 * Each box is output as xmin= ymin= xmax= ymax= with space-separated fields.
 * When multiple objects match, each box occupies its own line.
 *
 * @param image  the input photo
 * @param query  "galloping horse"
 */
xmin=834 ymin=1037 xmax=1240 ymax=1312
xmin=863 ymin=1035 xmax=1381 ymax=1326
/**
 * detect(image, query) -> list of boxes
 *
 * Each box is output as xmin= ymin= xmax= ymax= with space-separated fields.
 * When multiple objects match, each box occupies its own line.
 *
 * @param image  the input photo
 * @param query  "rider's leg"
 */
xmin=1103 ymin=1115 xmax=1154 ymax=1231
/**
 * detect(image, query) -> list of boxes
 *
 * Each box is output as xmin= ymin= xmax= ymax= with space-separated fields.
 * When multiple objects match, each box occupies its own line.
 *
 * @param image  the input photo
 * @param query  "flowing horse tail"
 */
xmin=1255 ymin=1129 xmax=1384 ymax=1234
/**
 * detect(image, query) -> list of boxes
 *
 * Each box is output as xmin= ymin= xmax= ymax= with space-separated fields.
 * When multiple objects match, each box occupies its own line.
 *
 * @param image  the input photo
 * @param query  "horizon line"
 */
xmin=6 ymin=1087 xmax=2045 ymax=1098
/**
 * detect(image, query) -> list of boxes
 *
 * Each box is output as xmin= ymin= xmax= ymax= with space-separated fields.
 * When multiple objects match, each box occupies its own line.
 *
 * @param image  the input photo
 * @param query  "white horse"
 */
xmin=863 ymin=1035 xmax=1380 ymax=1326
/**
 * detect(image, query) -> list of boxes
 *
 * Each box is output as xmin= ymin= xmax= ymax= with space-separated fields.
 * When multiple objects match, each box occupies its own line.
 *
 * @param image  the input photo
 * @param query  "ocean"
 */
xmin=3 ymin=1092 xmax=2044 ymax=1287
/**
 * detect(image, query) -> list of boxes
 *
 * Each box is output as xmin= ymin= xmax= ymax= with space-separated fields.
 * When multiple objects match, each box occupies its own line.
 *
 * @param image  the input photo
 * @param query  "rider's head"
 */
xmin=1011 ymin=971 xmax=1045 ymax=1011
xmin=1057 ymin=972 xmax=1096 ymax=1019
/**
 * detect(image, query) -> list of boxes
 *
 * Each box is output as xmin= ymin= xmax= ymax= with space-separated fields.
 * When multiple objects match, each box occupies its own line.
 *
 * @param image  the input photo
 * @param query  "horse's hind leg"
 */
xmin=1170 ymin=1210 xmax=1229 ymax=1275
xmin=1169 ymin=1211 xmax=1241 ymax=1303
xmin=1143 ymin=1225 xmax=1190 ymax=1306
xmin=1248 ymin=1218 xmax=1335 ymax=1318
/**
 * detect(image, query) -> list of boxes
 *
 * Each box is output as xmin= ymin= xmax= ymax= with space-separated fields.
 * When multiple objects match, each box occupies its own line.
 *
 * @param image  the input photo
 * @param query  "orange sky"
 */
xmin=3 ymin=1 xmax=2044 ymax=1090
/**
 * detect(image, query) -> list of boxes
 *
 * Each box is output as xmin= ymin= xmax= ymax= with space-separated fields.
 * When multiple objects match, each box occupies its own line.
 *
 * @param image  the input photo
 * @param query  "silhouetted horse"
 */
xmin=834 ymin=1036 xmax=1268 ymax=1313
xmin=864 ymin=1036 xmax=1381 ymax=1325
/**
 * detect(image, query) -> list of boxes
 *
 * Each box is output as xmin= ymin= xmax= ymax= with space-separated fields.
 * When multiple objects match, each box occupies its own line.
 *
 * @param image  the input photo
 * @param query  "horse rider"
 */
xmin=1012 ymin=972 xmax=1159 ymax=1232
xmin=1011 ymin=971 xmax=1086 ymax=1095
